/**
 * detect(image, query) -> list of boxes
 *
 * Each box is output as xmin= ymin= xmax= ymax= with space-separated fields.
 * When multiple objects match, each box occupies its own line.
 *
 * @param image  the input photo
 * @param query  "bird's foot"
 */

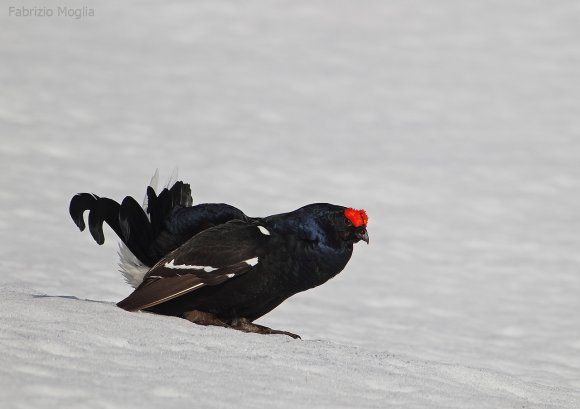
xmin=183 ymin=312 xmax=300 ymax=339
xmin=230 ymin=318 xmax=301 ymax=339
xmin=183 ymin=310 xmax=228 ymax=327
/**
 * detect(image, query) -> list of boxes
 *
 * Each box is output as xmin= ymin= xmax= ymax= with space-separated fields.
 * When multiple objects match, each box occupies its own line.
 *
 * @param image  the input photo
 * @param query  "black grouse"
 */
xmin=69 ymin=174 xmax=369 ymax=338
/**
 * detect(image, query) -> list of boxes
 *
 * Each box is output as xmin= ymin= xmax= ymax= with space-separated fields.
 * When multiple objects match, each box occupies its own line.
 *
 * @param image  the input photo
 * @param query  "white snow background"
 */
xmin=1 ymin=1 xmax=579 ymax=408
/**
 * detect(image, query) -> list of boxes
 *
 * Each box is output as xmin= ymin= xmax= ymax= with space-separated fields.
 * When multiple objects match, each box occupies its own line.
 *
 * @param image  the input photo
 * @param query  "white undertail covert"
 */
xmin=118 ymin=170 xmax=178 ymax=288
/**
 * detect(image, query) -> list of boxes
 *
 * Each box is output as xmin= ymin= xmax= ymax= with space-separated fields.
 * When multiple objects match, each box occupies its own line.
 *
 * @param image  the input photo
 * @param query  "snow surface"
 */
xmin=1 ymin=1 xmax=580 ymax=408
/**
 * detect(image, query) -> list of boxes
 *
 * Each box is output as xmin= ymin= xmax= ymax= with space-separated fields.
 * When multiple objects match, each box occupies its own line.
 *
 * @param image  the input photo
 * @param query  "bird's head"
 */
xmin=342 ymin=208 xmax=369 ymax=244
xmin=315 ymin=205 xmax=369 ymax=246
xmin=281 ymin=204 xmax=369 ymax=246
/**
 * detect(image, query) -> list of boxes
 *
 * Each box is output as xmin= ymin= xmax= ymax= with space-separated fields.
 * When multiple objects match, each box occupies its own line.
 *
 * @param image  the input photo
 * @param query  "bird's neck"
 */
xmin=262 ymin=214 xmax=354 ymax=291
xmin=298 ymin=241 xmax=353 ymax=290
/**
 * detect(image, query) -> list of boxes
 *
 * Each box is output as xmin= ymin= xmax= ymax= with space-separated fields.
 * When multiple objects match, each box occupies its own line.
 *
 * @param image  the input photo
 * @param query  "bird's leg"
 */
xmin=183 ymin=310 xmax=228 ymax=327
xmin=230 ymin=318 xmax=301 ymax=339
xmin=183 ymin=311 xmax=300 ymax=339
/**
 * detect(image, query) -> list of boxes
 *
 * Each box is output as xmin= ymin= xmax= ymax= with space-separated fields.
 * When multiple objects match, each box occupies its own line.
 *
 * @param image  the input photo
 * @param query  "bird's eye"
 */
xmin=344 ymin=218 xmax=352 ymax=226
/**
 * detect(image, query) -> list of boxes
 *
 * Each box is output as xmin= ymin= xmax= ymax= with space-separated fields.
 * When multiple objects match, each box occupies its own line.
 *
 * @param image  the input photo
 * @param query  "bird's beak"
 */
xmin=356 ymin=228 xmax=369 ymax=244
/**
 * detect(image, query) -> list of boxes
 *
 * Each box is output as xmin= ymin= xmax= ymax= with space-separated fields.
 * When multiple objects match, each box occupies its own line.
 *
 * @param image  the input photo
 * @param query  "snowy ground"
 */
xmin=1 ymin=1 xmax=579 ymax=408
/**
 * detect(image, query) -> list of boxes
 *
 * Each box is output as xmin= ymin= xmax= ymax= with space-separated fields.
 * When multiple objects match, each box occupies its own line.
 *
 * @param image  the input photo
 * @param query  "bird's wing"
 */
xmin=117 ymin=221 xmax=270 ymax=311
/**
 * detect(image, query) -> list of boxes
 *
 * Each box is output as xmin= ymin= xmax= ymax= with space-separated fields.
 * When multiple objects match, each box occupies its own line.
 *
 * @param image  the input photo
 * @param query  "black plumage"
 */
xmin=69 ymin=178 xmax=368 ymax=338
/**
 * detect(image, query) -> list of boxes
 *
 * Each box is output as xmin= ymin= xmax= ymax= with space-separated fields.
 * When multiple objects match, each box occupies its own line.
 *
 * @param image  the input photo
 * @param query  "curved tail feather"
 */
xmin=88 ymin=198 xmax=123 ymax=245
xmin=69 ymin=193 xmax=99 ymax=231
xmin=70 ymin=175 xmax=248 ymax=288
xmin=69 ymin=180 xmax=194 ymax=267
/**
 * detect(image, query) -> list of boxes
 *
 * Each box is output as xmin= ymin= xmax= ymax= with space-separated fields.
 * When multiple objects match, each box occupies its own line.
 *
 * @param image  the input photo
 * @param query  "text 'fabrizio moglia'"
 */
xmin=8 ymin=6 xmax=95 ymax=19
